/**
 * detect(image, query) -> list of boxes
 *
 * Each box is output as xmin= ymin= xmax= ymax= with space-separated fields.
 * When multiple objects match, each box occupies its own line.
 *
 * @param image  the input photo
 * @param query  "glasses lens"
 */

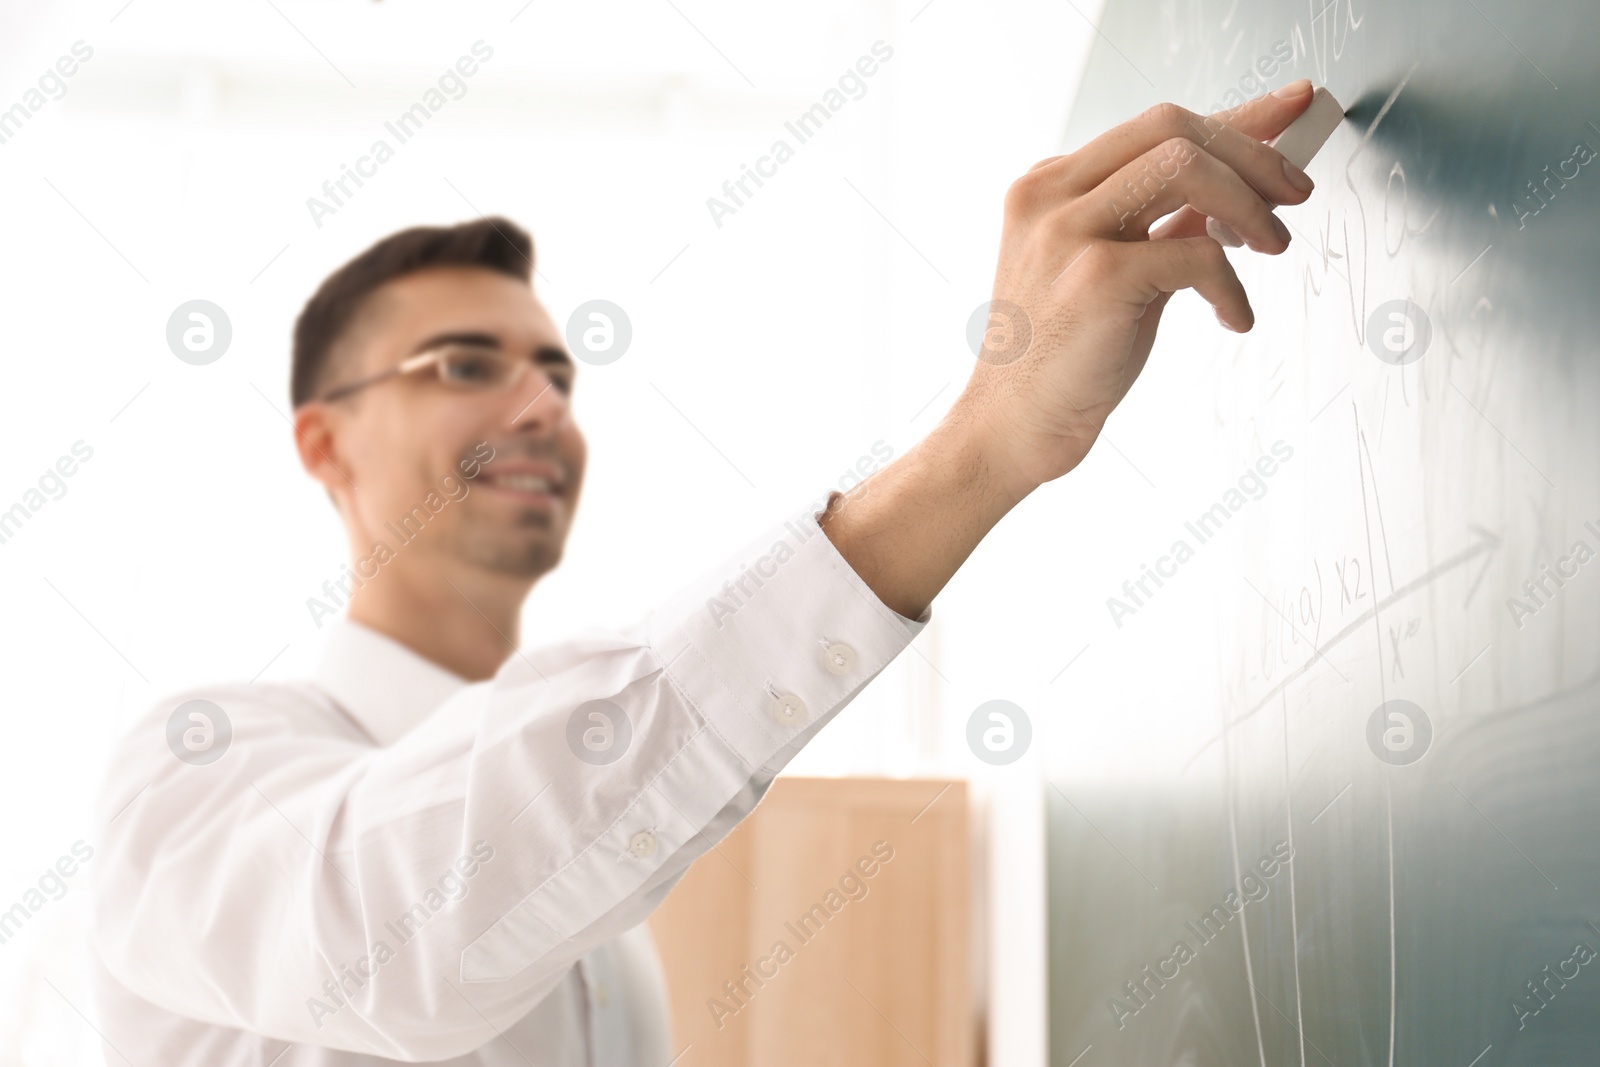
xmin=437 ymin=347 xmax=514 ymax=390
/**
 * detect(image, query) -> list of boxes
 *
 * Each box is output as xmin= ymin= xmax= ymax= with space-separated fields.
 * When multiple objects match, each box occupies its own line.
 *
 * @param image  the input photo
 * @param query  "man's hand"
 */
xmin=819 ymin=83 xmax=1318 ymax=622
xmin=960 ymin=80 xmax=1318 ymax=496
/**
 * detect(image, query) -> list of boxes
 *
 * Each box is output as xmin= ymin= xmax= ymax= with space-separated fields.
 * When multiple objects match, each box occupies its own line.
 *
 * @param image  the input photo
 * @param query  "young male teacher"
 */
xmin=89 ymin=82 xmax=1318 ymax=1065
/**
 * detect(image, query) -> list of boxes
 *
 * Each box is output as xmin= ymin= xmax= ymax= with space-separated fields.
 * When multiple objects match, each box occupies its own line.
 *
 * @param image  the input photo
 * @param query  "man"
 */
xmin=89 ymin=83 xmax=1316 ymax=1064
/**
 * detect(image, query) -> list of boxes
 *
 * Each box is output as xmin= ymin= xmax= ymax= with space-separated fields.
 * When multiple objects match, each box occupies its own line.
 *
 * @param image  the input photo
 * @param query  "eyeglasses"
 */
xmin=316 ymin=343 xmax=574 ymax=403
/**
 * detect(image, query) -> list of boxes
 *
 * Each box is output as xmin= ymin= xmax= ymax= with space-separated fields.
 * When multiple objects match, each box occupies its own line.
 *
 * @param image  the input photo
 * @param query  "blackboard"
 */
xmin=1046 ymin=1 xmax=1600 ymax=1064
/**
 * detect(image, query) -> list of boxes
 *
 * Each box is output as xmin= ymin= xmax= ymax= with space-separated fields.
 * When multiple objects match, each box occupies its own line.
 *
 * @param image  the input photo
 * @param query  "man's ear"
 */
xmin=292 ymin=402 xmax=357 ymax=511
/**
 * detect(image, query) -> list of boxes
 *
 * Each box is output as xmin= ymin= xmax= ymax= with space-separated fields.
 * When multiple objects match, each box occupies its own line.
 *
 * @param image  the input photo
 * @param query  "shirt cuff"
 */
xmin=646 ymin=491 xmax=930 ymax=776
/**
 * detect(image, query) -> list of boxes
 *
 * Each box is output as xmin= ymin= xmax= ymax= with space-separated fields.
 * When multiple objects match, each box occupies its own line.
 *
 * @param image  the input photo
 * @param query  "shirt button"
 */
xmin=822 ymin=642 xmax=857 ymax=675
xmin=771 ymin=691 xmax=807 ymax=725
xmin=628 ymin=831 xmax=657 ymax=858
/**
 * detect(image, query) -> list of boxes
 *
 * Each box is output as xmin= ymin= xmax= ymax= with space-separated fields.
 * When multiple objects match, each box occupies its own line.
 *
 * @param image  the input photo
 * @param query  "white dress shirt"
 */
xmin=88 ymin=496 xmax=930 ymax=1065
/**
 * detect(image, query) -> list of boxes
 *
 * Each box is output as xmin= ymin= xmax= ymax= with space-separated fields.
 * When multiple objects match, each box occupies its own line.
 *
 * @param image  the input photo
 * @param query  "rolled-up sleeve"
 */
xmin=91 ymin=494 xmax=929 ymax=1061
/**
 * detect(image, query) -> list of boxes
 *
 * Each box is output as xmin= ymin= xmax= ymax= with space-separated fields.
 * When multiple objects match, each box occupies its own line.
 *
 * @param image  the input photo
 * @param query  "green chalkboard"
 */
xmin=1048 ymin=1 xmax=1600 ymax=1065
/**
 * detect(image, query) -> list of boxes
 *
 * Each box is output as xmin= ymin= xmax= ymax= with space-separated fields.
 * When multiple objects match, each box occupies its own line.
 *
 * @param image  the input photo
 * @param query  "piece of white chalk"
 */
xmin=1207 ymin=86 xmax=1344 ymax=248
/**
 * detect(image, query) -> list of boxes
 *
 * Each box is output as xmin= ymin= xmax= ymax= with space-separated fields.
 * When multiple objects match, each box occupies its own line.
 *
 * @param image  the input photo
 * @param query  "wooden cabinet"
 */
xmin=649 ymin=776 xmax=975 ymax=1067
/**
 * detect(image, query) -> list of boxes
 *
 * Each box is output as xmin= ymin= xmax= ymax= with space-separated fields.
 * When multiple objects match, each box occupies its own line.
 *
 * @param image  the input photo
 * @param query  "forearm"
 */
xmin=817 ymin=397 xmax=1037 ymax=621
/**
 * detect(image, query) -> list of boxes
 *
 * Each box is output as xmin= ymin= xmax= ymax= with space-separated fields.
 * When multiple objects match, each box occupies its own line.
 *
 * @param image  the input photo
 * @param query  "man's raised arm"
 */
xmin=821 ymin=82 xmax=1318 ymax=619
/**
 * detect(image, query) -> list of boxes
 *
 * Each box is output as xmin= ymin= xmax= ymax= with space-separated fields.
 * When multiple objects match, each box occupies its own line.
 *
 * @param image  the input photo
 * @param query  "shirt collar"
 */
xmin=313 ymin=618 xmax=471 ymax=746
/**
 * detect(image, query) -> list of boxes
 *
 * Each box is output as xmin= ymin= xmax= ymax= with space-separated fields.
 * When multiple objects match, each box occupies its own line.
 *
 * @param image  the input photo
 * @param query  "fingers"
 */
xmin=1213 ymin=78 xmax=1314 ymax=140
xmin=1186 ymin=105 xmax=1317 ymax=205
xmin=1023 ymin=82 xmax=1316 ymax=209
xmin=1089 ymin=136 xmax=1291 ymax=252
xmin=1149 ymin=205 xmax=1208 ymax=242
xmin=1091 ymin=236 xmax=1255 ymax=332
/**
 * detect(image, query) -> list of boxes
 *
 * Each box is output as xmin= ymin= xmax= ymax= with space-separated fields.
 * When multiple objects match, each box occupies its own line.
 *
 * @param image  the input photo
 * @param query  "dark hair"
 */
xmin=290 ymin=216 xmax=534 ymax=407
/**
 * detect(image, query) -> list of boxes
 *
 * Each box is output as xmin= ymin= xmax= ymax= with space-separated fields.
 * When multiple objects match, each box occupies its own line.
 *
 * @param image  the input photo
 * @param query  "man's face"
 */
xmin=308 ymin=265 xmax=586 ymax=580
